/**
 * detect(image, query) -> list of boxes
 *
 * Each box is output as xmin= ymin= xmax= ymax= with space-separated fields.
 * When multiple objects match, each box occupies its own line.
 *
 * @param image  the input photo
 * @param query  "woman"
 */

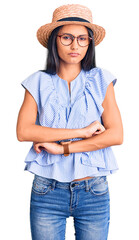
xmin=16 ymin=4 xmax=123 ymax=240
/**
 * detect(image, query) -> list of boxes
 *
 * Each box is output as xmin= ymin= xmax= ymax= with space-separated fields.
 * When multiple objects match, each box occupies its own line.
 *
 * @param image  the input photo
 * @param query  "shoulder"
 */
xmin=85 ymin=66 xmax=116 ymax=79
xmin=21 ymin=71 xmax=55 ymax=111
xmin=23 ymin=70 xmax=52 ymax=81
xmin=84 ymin=66 xmax=117 ymax=105
xmin=85 ymin=66 xmax=117 ymax=87
xmin=21 ymin=70 xmax=53 ymax=87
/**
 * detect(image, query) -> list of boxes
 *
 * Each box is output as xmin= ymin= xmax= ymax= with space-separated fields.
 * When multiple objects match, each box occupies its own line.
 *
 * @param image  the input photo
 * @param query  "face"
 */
xmin=56 ymin=24 xmax=89 ymax=66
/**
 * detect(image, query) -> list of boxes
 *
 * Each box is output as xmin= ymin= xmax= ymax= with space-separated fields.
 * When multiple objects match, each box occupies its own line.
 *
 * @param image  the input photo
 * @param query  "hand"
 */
xmin=33 ymin=142 xmax=63 ymax=155
xmin=82 ymin=120 xmax=106 ymax=138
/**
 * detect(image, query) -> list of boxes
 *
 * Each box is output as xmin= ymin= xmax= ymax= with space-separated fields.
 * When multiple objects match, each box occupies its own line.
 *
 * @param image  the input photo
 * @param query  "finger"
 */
xmin=34 ymin=144 xmax=42 ymax=153
xmin=39 ymin=146 xmax=45 ymax=150
xmin=94 ymin=130 xmax=103 ymax=135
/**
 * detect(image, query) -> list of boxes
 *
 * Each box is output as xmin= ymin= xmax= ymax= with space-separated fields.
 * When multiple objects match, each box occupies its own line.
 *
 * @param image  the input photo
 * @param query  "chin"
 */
xmin=61 ymin=56 xmax=82 ymax=65
xmin=68 ymin=58 xmax=82 ymax=64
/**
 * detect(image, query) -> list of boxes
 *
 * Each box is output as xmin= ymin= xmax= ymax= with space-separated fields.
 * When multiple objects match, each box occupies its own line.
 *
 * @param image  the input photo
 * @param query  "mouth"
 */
xmin=68 ymin=53 xmax=80 ymax=57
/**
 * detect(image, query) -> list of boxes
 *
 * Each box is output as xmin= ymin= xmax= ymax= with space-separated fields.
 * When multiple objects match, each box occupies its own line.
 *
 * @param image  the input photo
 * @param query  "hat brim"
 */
xmin=37 ymin=21 xmax=105 ymax=48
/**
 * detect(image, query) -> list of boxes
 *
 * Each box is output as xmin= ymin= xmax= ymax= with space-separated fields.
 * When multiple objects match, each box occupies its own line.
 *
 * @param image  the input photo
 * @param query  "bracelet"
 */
xmin=60 ymin=141 xmax=72 ymax=156
xmin=63 ymin=143 xmax=70 ymax=156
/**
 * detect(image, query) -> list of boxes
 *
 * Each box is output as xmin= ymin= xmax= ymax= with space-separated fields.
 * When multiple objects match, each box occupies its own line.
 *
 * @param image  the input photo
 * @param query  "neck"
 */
xmin=57 ymin=61 xmax=82 ymax=82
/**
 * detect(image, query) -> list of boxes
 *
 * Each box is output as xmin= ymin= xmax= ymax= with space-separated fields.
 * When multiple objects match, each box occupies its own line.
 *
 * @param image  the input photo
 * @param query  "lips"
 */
xmin=68 ymin=53 xmax=80 ymax=57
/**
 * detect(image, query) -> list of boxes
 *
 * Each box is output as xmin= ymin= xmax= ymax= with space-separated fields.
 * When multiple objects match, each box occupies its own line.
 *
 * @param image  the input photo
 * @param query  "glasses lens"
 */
xmin=78 ymin=35 xmax=90 ymax=47
xmin=60 ymin=34 xmax=72 ymax=46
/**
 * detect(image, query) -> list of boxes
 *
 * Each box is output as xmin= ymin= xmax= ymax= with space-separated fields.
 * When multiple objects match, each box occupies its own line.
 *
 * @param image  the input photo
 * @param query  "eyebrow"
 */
xmin=60 ymin=33 xmax=88 ymax=36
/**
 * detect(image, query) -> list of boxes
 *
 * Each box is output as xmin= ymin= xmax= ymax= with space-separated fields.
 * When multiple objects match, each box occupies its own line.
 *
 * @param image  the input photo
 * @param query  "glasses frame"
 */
xmin=57 ymin=33 xmax=92 ymax=47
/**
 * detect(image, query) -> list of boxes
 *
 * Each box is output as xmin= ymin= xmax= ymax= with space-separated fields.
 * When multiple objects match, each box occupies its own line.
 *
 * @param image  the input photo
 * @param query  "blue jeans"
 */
xmin=30 ymin=175 xmax=110 ymax=240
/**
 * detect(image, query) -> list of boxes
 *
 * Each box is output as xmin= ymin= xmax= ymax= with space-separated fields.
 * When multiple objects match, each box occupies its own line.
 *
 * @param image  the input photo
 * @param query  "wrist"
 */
xmin=59 ymin=141 xmax=72 ymax=156
xmin=60 ymin=144 xmax=64 ymax=154
xmin=79 ymin=128 xmax=86 ymax=138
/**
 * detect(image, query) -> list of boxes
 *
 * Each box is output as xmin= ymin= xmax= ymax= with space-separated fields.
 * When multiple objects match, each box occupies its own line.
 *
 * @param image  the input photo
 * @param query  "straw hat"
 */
xmin=37 ymin=4 xmax=106 ymax=48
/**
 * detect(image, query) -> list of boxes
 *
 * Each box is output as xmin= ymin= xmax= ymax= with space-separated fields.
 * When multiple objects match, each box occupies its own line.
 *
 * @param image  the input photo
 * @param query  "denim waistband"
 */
xmin=34 ymin=175 xmax=107 ymax=192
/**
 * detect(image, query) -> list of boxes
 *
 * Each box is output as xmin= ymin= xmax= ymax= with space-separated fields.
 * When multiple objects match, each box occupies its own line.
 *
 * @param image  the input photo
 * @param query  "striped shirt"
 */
xmin=21 ymin=67 xmax=118 ymax=182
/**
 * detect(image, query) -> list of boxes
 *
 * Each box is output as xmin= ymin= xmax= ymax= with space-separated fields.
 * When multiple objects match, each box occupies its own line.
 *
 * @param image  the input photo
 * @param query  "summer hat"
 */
xmin=37 ymin=4 xmax=106 ymax=48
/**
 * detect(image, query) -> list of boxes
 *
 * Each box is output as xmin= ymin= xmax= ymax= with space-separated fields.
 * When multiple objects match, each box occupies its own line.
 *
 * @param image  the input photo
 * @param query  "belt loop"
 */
xmin=85 ymin=180 xmax=89 ymax=192
xmin=51 ymin=180 xmax=56 ymax=190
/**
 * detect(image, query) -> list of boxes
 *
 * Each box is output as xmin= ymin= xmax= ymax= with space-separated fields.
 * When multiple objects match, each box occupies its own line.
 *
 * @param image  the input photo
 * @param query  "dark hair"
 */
xmin=41 ymin=25 xmax=96 ymax=74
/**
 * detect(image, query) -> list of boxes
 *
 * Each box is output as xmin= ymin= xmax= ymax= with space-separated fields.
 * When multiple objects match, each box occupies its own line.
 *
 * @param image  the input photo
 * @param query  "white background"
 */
xmin=0 ymin=0 xmax=138 ymax=239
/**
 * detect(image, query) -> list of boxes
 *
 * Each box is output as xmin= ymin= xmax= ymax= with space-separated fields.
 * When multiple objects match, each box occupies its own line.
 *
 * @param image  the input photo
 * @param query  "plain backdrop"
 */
xmin=0 ymin=0 xmax=138 ymax=239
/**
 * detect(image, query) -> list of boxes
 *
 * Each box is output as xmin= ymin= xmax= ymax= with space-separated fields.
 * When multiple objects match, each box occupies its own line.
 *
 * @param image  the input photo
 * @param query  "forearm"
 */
xmin=69 ymin=128 xmax=123 ymax=153
xmin=18 ymin=124 xmax=83 ymax=142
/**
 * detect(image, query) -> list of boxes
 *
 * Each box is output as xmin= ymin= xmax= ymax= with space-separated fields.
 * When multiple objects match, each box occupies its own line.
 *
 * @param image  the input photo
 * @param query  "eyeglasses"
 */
xmin=57 ymin=33 xmax=92 ymax=47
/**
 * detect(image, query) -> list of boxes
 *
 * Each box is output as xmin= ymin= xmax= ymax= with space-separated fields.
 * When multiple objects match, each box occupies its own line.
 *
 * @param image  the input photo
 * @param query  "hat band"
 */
xmin=57 ymin=17 xmax=90 ymax=23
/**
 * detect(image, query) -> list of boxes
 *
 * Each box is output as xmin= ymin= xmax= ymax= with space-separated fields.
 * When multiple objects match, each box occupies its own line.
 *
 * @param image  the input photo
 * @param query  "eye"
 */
xmin=62 ymin=34 xmax=72 ymax=40
xmin=79 ymin=36 xmax=88 ymax=41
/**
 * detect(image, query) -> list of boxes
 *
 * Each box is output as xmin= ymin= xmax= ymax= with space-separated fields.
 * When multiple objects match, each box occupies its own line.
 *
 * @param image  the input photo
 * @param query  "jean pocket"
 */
xmin=32 ymin=177 xmax=52 ymax=195
xmin=89 ymin=178 xmax=109 ymax=196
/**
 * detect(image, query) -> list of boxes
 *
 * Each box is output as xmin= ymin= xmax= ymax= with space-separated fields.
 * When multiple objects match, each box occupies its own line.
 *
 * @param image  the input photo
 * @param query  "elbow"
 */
xmin=16 ymin=131 xmax=24 ymax=142
xmin=117 ymin=136 xmax=123 ymax=145
xmin=115 ymin=130 xmax=124 ymax=145
xmin=107 ymin=127 xmax=123 ymax=145
xmin=16 ymin=126 xmax=25 ymax=142
xmin=17 ymin=135 xmax=24 ymax=142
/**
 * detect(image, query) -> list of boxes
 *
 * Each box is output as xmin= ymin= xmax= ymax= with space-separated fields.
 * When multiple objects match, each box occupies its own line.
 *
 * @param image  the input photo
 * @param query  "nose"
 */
xmin=70 ymin=37 xmax=78 ymax=49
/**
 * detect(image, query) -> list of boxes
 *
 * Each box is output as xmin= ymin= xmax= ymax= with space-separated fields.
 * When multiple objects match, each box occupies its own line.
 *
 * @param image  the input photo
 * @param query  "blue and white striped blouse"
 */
xmin=21 ymin=67 xmax=119 ymax=182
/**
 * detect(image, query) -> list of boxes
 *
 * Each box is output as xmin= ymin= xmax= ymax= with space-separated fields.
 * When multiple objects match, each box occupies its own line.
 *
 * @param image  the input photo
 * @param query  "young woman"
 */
xmin=16 ymin=4 xmax=123 ymax=240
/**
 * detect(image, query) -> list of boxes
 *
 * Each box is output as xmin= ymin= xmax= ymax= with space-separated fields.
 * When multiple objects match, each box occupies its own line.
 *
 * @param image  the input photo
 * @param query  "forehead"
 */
xmin=58 ymin=24 xmax=88 ymax=35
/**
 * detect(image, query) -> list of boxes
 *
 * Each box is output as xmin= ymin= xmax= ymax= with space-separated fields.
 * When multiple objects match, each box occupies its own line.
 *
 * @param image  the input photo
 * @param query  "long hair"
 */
xmin=41 ymin=25 xmax=96 ymax=74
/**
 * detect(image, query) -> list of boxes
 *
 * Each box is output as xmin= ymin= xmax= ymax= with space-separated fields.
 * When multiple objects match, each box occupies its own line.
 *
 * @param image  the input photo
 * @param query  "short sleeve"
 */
xmin=21 ymin=71 xmax=41 ymax=112
xmin=99 ymin=68 xmax=117 ymax=102
xmin=85 ymin=67 xmax=117 ymax=117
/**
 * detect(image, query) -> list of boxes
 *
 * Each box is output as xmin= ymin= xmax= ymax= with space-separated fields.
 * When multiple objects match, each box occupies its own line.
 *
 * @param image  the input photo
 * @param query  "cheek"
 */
xmin=56 ymin=41 xmax=67 ymax=59
xmin=56 ymin=41 xmax=61 ymax=56
xmin=57 ymin=48 xmax=67 ymax=61
xmin=81 ymin=47 xmax=88 ymax=58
